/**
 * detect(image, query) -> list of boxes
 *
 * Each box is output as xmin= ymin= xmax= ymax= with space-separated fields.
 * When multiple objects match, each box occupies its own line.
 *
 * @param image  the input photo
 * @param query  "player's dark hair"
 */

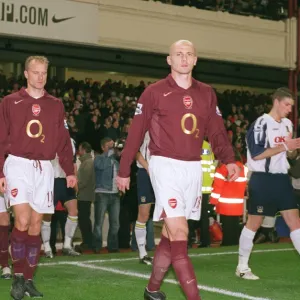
xmin=79 ymin=142 xmax=92 ymax=153
xmin=272 ymin=87 xmax=295 ymax=103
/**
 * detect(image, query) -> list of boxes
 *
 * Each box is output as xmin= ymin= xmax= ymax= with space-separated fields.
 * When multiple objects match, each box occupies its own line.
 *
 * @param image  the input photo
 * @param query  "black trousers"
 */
xmin=78 ymin=201 xmax=93 ymax=248
xmin=188 ymin=194 xmax=210 ymax=246
xmin=50 ymin=210 xmax=67 ymax=253
xmin=221 ymin=215 xmax=241 ymax=246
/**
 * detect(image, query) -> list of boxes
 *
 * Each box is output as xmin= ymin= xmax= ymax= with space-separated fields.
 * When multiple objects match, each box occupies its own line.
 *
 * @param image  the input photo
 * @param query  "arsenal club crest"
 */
xmin=32 ymin=104 xmax=41 ymax=116
xmin=168 ymin=198 xmax=177 ymax=209
xmin=11 ymin=188 xmax=18 ymax=198
xmin=183 ymin=96 xmax=193 ymax=109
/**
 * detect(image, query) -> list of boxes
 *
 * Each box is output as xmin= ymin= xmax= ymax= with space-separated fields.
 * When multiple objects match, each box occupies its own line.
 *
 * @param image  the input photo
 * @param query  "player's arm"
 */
xmin=247 ymin=122 xmax=300 ymax=160
xmin=118 ymin=88 xmax=154 ymax=178
xmin=206 ymin=90 xmax=235 ymax=165
xmin=56 ymin=102 xmax=74 ymax=177
xmin=0 ymin=98 xmax=10 ymax=179
xmin=286 ymin=130 xmax=298 ymax=159
xmin=136 ymin=151 xmax=148 ymax=170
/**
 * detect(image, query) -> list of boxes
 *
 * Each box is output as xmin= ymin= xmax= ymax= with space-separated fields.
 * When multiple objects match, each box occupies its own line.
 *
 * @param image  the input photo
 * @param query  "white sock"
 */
xmin=238 ymin=226 xmax=256 ymax=271
xmin=41 ymin=221 xmax=52 ymax=252
xmin=261 ymin=216 xmax=276 ymax=228
xmin=64 ymin=215 xmax=78 ymax=249
xmin=135 ymin=221 xmax=147 ymax=259
xmin=290 ymin=228 xmax=300 ymax=254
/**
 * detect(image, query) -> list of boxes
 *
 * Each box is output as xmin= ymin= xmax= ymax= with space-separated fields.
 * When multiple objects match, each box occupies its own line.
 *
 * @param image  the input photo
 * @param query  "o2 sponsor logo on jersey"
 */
xmin=135 ymin=103 xmax=143 ymax=115
xmin=168 ymin=198 xmax=177 ymax=209
xmin=32 ymin=104 xmax=41 ymax=116
xmin=183 ymin=96 xmax=193 ymax=109
xmin=274 ymin=136 xmax=286 ymax=144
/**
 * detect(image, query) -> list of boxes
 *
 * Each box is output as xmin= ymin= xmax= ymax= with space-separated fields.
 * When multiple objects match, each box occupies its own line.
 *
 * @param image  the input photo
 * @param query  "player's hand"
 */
xmin=285 ymin=137 xmax=300 ymax=151
xmin=66 ymin=175 xmax=77 ymax=188
xmin=0 ymin=177 xmax=6 ymax=193
xmin=116 ymin=176 xmax=130 ymax=193
xmin=226 ymin=163 xmax=240 ymax=182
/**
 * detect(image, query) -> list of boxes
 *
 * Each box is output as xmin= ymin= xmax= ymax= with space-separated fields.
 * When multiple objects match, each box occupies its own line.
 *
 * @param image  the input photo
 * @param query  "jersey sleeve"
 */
xmin=118 ymin=88 xmax=155 ymax=178
xmin=206 ymin=89 xmax=235 ymax=165
xmin=56 ymin=103 xmax=74 ymax=176
xmin=246 ymin=118 xmax=268 ymax=158
xmin=0 ymin=98 xmax=10 ymax=178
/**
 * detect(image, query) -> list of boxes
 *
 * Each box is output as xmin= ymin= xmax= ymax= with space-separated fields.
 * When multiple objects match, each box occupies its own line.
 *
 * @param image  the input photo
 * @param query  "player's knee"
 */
xmin=138 ymin=211 xmax=150 ymax=223
xmin=0 ymin=212 xmax=9 ymax=226
xmin=66 ymin=200 xmax=78 ymax=216
xmin=15 ymin=216 xmax=30 ymax=231
xmin=287 ymin=217 xmax=300 ymax=232
xmin=169 ymin=227 xmax=188 ymax=241
xmin=43 ymin=214 xmax=52 ymax=222
xmin=68 ymin=209 xmax=78 ymax=217
xmin=246 ymin=217 xmax=263 ymax=232
xmin=28 ymin=222 xmax=42 ymax=235
xmin=246 ymin=223 xmax=260 ymax=233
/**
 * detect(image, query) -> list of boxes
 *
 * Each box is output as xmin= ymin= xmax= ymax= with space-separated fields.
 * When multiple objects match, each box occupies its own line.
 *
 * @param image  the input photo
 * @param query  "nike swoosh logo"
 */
xmin=187 ymin=279 xmax=195 ymax=284
xmin=163 ymin=92 xmax=172 ymax=97
xmin=52 ymin=15 xmax=75 ymax=23
xmin=14 ymin=100 xmax=23 ymax=104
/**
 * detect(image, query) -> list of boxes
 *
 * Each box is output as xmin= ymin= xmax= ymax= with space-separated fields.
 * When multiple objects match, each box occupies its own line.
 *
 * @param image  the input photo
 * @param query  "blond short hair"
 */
xmin=25 ymin=56 xmax=49 ymax=70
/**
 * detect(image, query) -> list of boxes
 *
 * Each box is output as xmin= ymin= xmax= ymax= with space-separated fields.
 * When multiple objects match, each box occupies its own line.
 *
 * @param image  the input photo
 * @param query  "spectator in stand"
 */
xmin=107 ymin=120 xmax=121 ymax=141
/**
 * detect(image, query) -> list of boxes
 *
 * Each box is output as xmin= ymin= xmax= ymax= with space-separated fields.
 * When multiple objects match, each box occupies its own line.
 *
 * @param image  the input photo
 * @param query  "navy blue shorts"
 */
xmin=137 ymin=168 xmax=155 ymax=205
xmin=54 ymin=178 xmax=77 ymax=207
xmin=247 ymin=172 xmax=298 ymax=216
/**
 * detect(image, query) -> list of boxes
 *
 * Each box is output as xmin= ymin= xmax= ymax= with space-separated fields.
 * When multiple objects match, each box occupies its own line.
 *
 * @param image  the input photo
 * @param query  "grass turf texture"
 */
xmin=0 ymin=243 xmax=298 ymax=300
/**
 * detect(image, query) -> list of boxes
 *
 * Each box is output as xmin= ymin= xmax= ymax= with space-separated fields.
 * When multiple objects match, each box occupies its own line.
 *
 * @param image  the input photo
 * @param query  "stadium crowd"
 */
xmin=144 ymin=0 xmax=289 ymax=21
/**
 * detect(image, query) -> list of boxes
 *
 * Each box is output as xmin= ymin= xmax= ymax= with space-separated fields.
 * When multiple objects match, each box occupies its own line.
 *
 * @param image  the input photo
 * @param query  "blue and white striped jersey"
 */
xmin=246 ymin=113 xmax=292 ymax=174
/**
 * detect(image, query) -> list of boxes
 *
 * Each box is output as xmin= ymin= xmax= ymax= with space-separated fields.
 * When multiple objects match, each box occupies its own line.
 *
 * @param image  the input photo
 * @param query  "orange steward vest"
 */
xmin=209 ymin=161 xmax=247 ymax=216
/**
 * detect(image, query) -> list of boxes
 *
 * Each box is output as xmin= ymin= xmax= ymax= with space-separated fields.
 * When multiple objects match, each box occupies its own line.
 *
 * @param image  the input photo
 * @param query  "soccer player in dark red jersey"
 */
xmin=0 ymin=56 xmax=77 ymax=300
xmin=116 ymin=40 xmax=239 ymax=300
xmin=0 ymin=194 xmax=11 ymax=280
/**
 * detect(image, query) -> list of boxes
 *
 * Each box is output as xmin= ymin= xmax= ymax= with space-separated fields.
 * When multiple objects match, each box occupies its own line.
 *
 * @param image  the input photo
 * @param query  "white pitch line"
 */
xmin=39 ymin=247 xmax=294 ymax=266
xmin=73 ymin=262 xmax=272 ymax=300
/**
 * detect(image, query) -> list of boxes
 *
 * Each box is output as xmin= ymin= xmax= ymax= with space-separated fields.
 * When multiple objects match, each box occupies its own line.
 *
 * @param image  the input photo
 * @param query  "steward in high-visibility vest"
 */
xmin=201 ymin=141 xmax=215 ymax=194
xmin=209 ymin=161 xmax=247 ymax=216
xmin=209 ymin=153 xmax=247 ymax=246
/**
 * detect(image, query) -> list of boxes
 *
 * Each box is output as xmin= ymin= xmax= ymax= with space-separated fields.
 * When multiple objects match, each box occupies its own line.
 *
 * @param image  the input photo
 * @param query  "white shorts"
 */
xmin=0 ymin=195 xmax=8 ymax=213
xmin=149 ymin=156 xmax=202 ymax=221
xmin=4 ymin=155 xmax=54 ymax=214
